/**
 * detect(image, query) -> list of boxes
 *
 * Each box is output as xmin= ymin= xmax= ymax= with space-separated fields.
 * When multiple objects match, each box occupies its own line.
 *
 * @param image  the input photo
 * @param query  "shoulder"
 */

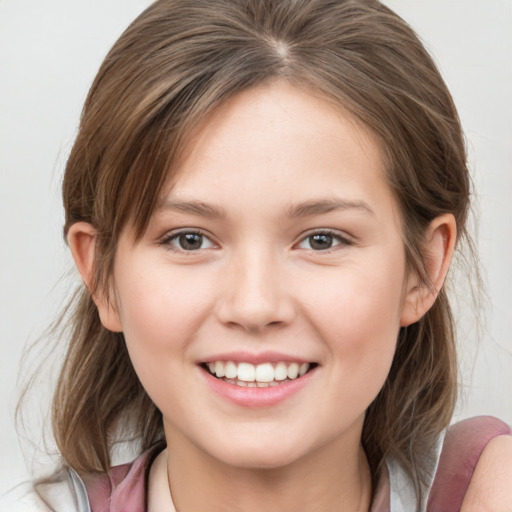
xmin=428 ymin=416 xmax=511 ymax=511
xmin=461 ymin=433 xmax=512 ymax=511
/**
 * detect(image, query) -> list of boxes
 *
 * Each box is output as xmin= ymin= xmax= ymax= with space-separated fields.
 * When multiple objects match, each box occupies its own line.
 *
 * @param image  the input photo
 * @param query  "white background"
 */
xmin=1 ymin=0 xmax=511 ymax=493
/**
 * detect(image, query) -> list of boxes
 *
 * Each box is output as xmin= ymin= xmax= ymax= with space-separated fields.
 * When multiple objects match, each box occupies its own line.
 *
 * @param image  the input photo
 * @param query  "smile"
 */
xmin=204 ymin=361 xmax=313 ymax=387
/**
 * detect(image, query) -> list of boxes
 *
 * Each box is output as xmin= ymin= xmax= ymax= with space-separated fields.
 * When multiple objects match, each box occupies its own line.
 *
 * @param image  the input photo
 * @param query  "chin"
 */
xmin=219 ymin=451 xmax=302 ymax=471
xmin=205 ymin=434 xmax=310 ymax=470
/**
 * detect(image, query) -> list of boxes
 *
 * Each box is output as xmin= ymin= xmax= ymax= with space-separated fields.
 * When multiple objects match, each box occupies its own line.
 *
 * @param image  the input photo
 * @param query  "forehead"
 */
xmin=156 ymin=81 xmax=399 ymax=225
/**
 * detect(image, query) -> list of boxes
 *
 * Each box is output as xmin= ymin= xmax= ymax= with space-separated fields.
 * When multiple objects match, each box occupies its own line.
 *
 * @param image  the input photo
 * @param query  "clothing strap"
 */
xmin=427 ymin=415 xmax=511 ymax=511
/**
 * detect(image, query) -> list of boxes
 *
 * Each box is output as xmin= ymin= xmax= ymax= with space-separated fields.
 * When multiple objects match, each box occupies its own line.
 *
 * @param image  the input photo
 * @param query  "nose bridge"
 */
xmin=217 ymin=242 xmax=293 ymax=332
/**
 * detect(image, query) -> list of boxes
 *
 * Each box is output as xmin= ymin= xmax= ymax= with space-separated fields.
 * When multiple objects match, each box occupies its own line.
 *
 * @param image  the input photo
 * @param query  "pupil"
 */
xmin=179 ymin=233 xmax=202 ymax=250
xmin=310 ymin=234 xmax=332 ymax=250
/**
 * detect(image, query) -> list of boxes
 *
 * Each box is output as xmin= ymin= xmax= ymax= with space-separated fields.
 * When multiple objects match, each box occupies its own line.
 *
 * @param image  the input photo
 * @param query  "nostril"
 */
xmin=214 ymin=275 xmax=296 ymax=332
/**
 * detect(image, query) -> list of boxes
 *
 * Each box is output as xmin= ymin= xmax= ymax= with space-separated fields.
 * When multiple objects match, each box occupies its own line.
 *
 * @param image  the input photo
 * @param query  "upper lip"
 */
xmin=199 ymin=351 xmax=316 ymax=365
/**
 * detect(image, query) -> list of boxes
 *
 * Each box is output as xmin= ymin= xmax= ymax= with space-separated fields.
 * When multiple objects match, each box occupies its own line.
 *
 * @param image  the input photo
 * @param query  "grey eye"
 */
xmin=168 ymin=232 xmax=215 ymax=251
xmin=307 ymin=234 xmax=335 ymax=250
xmin=179 ymin=233 xmax=203 ymax=250
xmin=298 ymin=232 xmax=348 ymax=251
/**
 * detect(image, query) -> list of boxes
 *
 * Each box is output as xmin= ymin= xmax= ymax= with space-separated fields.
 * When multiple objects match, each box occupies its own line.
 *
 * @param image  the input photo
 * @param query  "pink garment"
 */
xmin=83 ymin=449 xmax=157 ymax=512
xmin=427 ymin=415 xmax=511 ymax=509
xmin=84 ymin=416 xmax=510 ymax=512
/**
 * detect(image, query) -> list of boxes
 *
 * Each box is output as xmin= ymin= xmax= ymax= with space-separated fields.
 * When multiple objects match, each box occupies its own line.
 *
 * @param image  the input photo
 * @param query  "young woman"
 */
xmin=5 ymin=0 xmax=512 ymax=510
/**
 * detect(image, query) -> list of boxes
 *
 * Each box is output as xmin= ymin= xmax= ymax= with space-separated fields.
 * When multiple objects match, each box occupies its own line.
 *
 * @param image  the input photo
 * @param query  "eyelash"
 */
xmin=159 ymin=230 xmax=216 ymax=253
xmin=296 ymin=229 xmax=353 ymax=252
xmin=158 ymin=228 xmax=353 ymax=254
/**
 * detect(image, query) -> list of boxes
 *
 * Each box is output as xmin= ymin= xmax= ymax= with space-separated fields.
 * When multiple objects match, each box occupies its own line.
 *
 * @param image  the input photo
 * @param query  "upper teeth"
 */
xmin=207 ymin=361 xmax=310 ymax=382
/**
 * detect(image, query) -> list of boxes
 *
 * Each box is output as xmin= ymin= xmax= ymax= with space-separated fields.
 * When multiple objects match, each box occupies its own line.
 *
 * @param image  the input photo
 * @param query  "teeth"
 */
xmin=206 ymin=361 xmax=311 ymax=384
xmin=237 ymin=362 xmax=255 ymax=382
xmin=215 ymin=361 xmax=225 ymax=378
xmin=274 ymin=362 xmax=288 ymax=381
xmin=225 ymin=361 xmax=238 ymax=379
xmin=287 ymin=363 xmax=299 ymax=379
xmin=216 ymin=377 xmax=293 ymax=387
xmin=255 ymin=363 xmax=274 ymax=382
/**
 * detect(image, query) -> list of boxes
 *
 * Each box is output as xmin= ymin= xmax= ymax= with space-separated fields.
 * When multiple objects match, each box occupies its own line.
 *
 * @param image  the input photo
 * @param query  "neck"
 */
xmin=163 ymin=425 xmax=372 ymax=512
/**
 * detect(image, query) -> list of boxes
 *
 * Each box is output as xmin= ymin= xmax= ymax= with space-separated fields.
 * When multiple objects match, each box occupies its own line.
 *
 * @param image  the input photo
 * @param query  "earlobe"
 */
xmin=67 ymin=222 xmax=123 ymax=332
xmin=400 ymin=214 xmax=457 ymax=327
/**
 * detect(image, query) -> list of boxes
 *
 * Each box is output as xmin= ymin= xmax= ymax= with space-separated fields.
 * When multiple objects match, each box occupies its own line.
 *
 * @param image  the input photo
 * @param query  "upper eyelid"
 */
xmin=160 ymin=227 xmax=214 ymax=240
xmin=159 ymin=228 xmax=218 ymax=250
xmin=296 ymin=228 xmax=353 ymax=243
xmin=294 ymin=230 xmax=355 ymax=254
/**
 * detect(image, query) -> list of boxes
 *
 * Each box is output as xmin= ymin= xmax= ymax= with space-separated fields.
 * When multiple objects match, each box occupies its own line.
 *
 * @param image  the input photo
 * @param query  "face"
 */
xmin=108 ymin=82 xmax=413 ymax=469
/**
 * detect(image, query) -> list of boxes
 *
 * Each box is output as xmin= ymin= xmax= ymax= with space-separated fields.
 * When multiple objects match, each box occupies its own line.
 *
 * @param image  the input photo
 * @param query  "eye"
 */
xmin=297 ymin=231 xmax=350 ymax=251
xmin=162 ymin=231 xmax=216 ymax=252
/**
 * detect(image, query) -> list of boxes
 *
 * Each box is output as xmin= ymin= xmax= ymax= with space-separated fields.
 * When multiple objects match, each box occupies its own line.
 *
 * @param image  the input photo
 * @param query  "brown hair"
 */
xmin=54 ymin=0 xmax=470 ymax=505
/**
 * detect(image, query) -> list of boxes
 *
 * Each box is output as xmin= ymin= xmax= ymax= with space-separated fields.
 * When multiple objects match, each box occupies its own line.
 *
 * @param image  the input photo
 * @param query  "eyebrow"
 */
xmin=284 ymin=198 xmax=375 ymax=218
xmin=156 ymin=198 xmax=374 ymax=219
xmin=156 ymin=200 xmax=228 ymax=219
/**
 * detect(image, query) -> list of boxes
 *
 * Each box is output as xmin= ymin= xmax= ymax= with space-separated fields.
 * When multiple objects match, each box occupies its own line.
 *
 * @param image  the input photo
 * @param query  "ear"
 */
xmin=400 ymin=213 xmax=457 ymax=327
xmin=67 ymin=222 xmax=123 ymax=332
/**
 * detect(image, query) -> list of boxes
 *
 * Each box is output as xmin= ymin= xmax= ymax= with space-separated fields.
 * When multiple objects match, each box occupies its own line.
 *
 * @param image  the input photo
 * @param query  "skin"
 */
xmin=69 ymin=82 xmax=461 ymax=511
xmin=460 ymin=435 xmax=512 ymax=511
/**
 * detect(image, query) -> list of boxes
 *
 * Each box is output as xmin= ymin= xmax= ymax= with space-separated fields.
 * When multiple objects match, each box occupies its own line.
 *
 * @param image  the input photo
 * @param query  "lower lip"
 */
xmin=200 ymin=367 xmax=316 ymax=408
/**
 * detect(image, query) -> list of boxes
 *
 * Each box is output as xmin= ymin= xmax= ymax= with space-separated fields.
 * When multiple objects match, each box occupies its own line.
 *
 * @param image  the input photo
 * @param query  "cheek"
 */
xmin=113 ymin=262 xmax=216 ymax=376
xmin=112 ymin=264 xmax=221 ymax=422
xmin=302 ymin=259 xmax=405 ymax=397
xmin=305 ymin=262 xmax=404 ymax=335
xmin=117 ymin=263 xmax=210 ymax=334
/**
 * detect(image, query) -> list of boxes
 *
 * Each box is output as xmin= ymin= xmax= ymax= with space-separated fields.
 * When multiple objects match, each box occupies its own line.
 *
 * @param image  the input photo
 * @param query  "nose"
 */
xmin=215 ymin=247 xmax=296 ymax=333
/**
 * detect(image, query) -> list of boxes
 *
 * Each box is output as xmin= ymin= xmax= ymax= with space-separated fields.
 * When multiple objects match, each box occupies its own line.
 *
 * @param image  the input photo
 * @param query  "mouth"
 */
xmin=201 ymin=360 xmax=318 ymax=388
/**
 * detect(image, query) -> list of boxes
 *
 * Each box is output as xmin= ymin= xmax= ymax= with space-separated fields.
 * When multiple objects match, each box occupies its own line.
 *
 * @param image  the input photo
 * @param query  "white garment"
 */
xmin=388 ymin=429 xmax=445 ymax=512
xmin=0 ymin=468 xmax=89 ymax=512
